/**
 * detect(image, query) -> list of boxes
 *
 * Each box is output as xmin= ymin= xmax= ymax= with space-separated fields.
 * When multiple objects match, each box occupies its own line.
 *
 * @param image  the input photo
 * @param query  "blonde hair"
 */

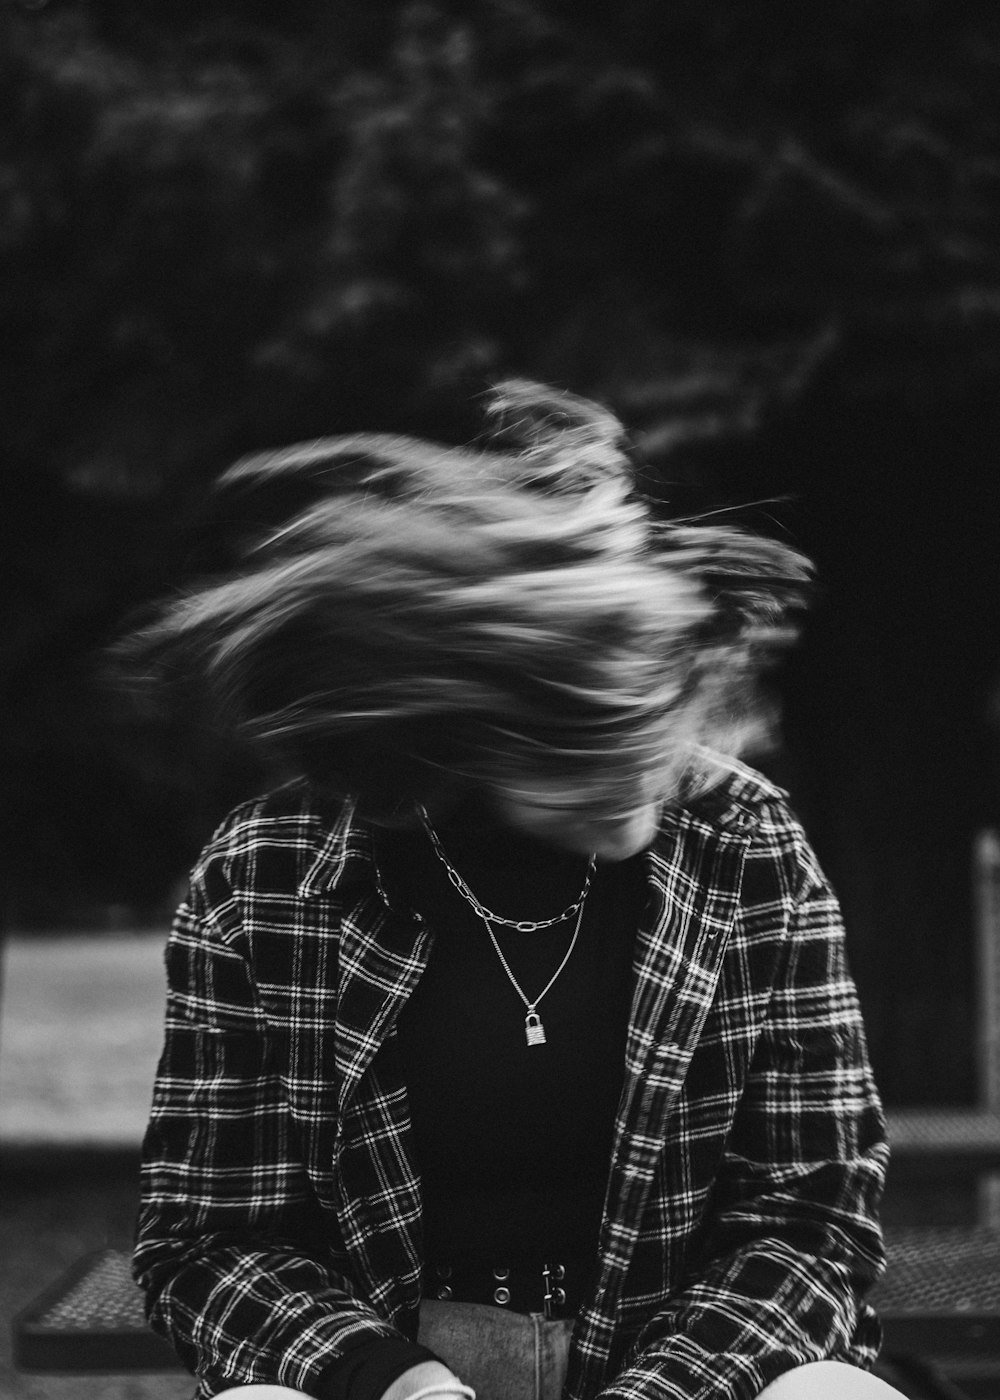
xmin=125 ymin=381 xmax=810 ymax=818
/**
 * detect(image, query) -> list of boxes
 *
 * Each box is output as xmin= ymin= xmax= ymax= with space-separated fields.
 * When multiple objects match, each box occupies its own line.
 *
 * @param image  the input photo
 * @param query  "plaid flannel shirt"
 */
xmin=134 ymin=756 xmax=887 ymax=1400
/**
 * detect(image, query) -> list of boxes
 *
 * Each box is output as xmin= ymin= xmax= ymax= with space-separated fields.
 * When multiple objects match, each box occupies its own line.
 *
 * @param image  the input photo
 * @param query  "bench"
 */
xmin=13 ymin=1248 xmax=181 ymax=1373
xmin=9 ymin=1238 xmax=991 ymax=1398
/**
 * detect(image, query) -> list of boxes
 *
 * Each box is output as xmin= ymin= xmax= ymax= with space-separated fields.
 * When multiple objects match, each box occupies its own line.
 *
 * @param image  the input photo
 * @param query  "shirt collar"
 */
xmin=297 ymin=797 xmax=378 ymax=898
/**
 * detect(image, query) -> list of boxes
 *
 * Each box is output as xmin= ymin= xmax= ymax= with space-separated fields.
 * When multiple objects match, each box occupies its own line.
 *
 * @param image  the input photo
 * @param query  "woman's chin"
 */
xmin=590 ymin=828 xmax=655 ymax=862
xmin=541 ymin=807 xmax=660 ymax=862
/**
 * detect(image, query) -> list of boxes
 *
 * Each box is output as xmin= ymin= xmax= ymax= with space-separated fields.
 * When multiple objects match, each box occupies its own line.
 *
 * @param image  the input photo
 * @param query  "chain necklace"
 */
xmin=482 ymin=894 xmax=589 ymax=1046
xmin=416 ymin=805 xmax=596 ymax=931
xmin=417 ymin=804 xmax=596 ymax=1046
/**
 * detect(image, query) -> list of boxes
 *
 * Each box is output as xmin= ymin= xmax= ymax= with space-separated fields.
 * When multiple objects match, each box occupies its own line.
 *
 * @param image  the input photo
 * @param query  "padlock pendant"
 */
xmin=525 ymin=1010 xmax=547 ymax=1046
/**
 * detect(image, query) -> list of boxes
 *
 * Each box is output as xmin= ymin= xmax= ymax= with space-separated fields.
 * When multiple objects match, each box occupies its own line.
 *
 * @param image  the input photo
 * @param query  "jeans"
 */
xmin=214 ymin=1300 xmax=907 ymax=1400
xmin=419 ymin=1304 xmax=908 ymax=1400
xmin=417 ymin=1300 xmax=573 ymax=1400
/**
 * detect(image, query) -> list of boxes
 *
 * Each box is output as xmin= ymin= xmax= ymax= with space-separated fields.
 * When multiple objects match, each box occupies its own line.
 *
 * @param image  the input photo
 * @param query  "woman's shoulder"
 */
xmin=680 ymin=749 xmax=795 ymax=831
xmin=677 ymin=750 xmax=829 ymax=902
xmin=192 ymin=780 xmax=352 ymax=887
xmin=205 ymin=778 xmax=338 ymax=838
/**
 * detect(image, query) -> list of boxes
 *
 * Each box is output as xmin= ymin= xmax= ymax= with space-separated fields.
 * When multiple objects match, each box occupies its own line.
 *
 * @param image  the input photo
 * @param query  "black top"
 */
xmin=318 ymin=805 xmax=643 ymax=1400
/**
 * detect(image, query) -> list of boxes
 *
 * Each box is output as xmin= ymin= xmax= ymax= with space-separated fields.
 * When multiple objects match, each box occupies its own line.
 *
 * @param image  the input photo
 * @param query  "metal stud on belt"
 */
xmin=542 ymin=1263 xmax=567 ymax=1319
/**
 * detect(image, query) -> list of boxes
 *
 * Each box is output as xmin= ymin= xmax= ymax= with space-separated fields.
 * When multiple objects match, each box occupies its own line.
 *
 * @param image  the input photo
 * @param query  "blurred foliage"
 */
xmin=2 ymin=0 xmax=1000 ymax=1079
xmin=6 ymin=2 xmax=1000 ymax=493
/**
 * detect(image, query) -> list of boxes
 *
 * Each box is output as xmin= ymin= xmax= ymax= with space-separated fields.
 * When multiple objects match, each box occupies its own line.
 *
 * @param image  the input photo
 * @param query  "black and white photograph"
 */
xmin=2 ymin=5 xmax=999 ymax=1399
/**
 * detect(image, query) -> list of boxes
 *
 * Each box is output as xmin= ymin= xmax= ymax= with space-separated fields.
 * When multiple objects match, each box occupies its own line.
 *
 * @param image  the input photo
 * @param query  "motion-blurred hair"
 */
xmin=119 ymin=380 xmax=811 ymax=820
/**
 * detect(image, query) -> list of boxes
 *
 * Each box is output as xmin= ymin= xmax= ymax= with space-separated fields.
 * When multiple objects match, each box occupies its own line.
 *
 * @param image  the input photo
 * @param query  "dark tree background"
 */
xmin=4 ymin=0 xmax=1000 ymax=1103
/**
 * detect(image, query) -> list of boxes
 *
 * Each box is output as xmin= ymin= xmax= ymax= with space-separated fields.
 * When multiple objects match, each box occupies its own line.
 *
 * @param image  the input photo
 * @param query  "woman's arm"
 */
xmin=133 ymin=857 xmax=439 ymax=1398
xmin=600 ymin=852 xmax=888 ymax=1400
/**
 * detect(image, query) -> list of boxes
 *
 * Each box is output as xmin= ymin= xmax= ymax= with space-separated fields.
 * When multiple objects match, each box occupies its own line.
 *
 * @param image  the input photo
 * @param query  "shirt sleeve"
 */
xmin=133 ymin=854 xmax=414 ymax=1397
xmin=316 ymin=1338 xmax=443 ymax=1400
xmin=599 ymin=841 xmax=888 ymax=1400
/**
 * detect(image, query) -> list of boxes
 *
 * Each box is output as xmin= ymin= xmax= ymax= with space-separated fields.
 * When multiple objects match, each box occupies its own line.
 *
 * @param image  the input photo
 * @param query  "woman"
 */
xmin=131 ymin=382 xmax=897 ymax=1400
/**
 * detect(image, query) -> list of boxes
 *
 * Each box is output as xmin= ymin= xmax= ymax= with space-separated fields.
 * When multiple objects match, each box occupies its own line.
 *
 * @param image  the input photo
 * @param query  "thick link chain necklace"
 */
xmin=417 ymin=805 xmax=596 ymax=931
xmin=417 ymin=804 xmax=597 ymax=1046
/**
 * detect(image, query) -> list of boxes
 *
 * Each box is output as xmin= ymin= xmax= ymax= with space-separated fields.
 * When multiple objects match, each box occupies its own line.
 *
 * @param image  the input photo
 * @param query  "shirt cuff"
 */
xmin=316 ymin=1337 xmax=445 ymax=1400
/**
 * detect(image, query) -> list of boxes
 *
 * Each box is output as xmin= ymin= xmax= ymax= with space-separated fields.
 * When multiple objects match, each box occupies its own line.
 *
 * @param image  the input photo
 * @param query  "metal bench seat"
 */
xmin=14 ymin=1248 xmax=181 ymax=1373
xmin=873 ymin=1227 xmax=1000 ymax=1355
xmin=12 ymin=1237 xmax=998 ymax=1397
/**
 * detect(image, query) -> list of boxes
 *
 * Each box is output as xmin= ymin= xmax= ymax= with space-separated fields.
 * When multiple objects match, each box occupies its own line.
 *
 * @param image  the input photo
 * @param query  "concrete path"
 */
xmin=0 ymin=933 xmax=168 ymax=1147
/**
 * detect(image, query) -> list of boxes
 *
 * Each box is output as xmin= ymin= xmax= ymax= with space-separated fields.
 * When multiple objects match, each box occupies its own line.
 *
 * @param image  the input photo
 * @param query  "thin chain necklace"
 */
xmin=482 ymin=895 xmax=589 ymax=1046
xmin=417 ymin=804 xmax=596 ymax=1046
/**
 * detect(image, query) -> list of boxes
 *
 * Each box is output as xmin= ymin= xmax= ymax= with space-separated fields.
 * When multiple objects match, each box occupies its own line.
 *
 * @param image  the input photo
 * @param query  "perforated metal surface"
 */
xmin=877 ymin=1229 xmax=1000 ymax=1311
xmin=13 ymin=1248 xmax=182 ymax=1372
xmin=35 ymin=1249 xmax=148 ymax=1329
xmin=875 ymin=1228 xmax=1000 ymax=1356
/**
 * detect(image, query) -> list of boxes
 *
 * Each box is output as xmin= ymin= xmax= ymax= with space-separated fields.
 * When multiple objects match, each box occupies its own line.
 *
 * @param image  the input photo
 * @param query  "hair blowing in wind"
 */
xmin=122 ymin=381 xmax=811 ymax=819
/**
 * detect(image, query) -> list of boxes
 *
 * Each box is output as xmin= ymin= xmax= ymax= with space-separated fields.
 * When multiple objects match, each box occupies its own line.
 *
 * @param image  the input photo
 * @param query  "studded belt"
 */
xmin=422 ymin=1261 xmax=580 ymax=1319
